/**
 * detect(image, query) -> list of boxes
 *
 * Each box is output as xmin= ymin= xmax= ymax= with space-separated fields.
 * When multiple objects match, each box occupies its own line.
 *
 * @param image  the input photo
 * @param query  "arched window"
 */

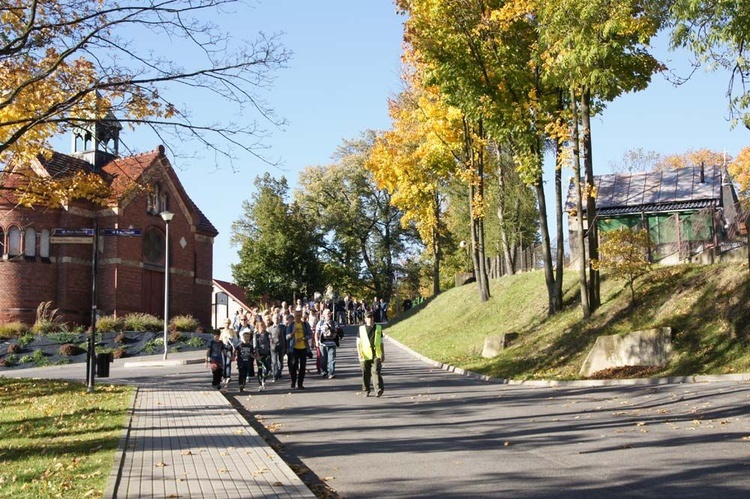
xmin=24 ymin=228 xmax=36 ymax=257
xmin=8 ymin=226 xmax=21 ymax=257
xmin=40 ymin=229 xmax=50 ymax=259
xmin=0 ymin=227 xmax=4 ymax=257
xmin=143 ymin=227 xmax=166 ymax=266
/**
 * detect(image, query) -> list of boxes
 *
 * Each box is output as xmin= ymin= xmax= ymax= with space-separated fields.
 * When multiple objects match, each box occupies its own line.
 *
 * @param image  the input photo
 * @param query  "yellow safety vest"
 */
xmin=358 ymin=325 xmax=382 ymax=360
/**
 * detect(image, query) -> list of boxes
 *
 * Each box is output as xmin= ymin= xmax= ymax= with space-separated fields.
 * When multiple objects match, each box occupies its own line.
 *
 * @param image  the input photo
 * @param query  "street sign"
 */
xmin=100 ymin=228 xmax=142 ymax=237
xmin=52 ymin=228 xmax=95 ymax=237
xmin=51 ymin=228 xmax=95 ymax=244
xmin=51 ymin=236 xmax=94 ymax=244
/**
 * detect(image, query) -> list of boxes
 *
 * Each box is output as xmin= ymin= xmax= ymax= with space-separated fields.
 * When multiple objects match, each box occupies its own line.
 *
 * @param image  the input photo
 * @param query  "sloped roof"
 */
xmin=213 ymin=279 xmax=252 ymax=310
xmin=1 ymin=145 xmax=218 ymax=237
xmin=566 ymin=165 xmax=726 ymax=216
xmin=37 ymin=151 xmax=93 ymax=178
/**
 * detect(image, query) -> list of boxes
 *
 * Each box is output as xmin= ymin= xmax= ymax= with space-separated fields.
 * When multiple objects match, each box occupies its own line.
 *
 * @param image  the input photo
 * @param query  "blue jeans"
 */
xmin=320 ymin=342 xmax=337 ymax=376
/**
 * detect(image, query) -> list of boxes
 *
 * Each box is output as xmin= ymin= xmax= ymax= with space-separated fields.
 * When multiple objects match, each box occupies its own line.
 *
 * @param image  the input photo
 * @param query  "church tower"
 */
xmin=70 ymin=101 xmax=122 ymax=170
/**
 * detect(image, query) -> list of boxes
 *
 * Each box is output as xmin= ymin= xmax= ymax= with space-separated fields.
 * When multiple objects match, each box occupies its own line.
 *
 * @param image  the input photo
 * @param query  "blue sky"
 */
xmin=102 ymin=2 xmax=749 ymax=282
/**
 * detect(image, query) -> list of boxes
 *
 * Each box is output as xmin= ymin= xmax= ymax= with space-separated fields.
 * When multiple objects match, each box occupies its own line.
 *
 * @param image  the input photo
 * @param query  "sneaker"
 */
xmin=365 ymin=391 xmax=371 ymax=397
xmin=258 ymin=385 xmax=264 ymax=392
xmin=239 ymin=386 xmax=244 ymax=393
xmin=298 ymin=385 xmax=305 ymax=390
xmin=291 ymin=383 xmax=296 ymax=389
xmin=328 ymin=374 xmax=335 ymax=379
xmin=376 ymin=388 xmax=384 ymax=397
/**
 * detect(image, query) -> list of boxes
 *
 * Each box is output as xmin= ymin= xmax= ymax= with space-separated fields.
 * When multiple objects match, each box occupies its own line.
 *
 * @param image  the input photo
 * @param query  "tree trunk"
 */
xmin=464 ymin=117 xmax=490 ymax=302
xmin=432 ymin=189 xmax=441 ymax=296
xmin=581 ymin=89 xmax=600 ymax=310
xmin=553 ymin=134 xmax=564 ymax=313
xmin=534 ymin=174 xmax=557 ymax=315
xmin=571 ymin=88 xmax=590 ymax=318
xmin=495 ymin=145 xmax=515 ymax=275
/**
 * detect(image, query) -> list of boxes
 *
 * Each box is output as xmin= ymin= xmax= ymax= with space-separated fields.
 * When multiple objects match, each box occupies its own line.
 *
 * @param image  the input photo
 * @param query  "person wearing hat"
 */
xmin=356 ymin=310 xmax=385 ymax=397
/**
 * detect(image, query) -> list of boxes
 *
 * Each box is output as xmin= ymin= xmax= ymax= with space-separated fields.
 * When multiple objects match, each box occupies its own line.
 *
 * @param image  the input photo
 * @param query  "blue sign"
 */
xmin=53 ymin=228 xmax=95 ymax=237
xmin=100 ymin=228 xmax=142 ymax=237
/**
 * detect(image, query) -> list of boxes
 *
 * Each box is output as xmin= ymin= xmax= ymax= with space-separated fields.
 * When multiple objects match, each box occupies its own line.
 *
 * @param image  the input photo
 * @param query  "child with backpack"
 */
xmin=236 ymin=332 xmax=255 ymax=393
xmin=205 ymin=330 xmax=228 ymax=390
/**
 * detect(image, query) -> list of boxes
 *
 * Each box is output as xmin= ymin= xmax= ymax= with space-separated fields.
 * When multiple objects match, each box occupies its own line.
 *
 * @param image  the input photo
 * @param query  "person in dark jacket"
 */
xmin=205 ymin=330 xmax=229 ymax=390
xmin=236 ymin=332 xmax=255 ymax=393
xmin=269 ymin=314 xmax=288 ymax=382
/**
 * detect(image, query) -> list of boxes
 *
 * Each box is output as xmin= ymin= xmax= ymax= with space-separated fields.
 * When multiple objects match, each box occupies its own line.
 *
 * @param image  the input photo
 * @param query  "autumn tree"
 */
xmin=596 ymin=227 xmax=653 ymax=305
xmin=368 ymin=82 xmax=457 ymax=296
xmin=1 ymin=0 xmax=288 ymax=200
xmin=540 ymin=0 xmax=666 ymax=313
xmin=231 ymin=174 xmax=324 ymax=301
xmin=729 ymin=147 xmax=750 ymax=197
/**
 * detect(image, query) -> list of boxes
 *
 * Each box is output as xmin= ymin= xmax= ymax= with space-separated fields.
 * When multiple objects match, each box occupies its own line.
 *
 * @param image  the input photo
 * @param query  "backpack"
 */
xmin=321 ymin=321 xmax=336 ymax=340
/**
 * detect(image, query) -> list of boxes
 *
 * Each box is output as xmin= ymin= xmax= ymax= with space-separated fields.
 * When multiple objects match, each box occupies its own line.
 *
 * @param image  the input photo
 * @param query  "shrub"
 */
xmin=185 ymin=336 xmax=205 ymax=349
xmin=0 ymin=322 xmax=29 ymax=339
xmin=1 ymin=354 xmax=18 ymax=367
xmin=7 ymin=343 xmax=21 ymax=354
xmin=113 ymin=347 xmax=127 ymax=359
xmin=47 ymin=331 xmax=80 ymax=344
xmin=33 ymin=301 xmax=64 ymax=334
xmin=168 ymin=331 xmax=183 ymax=344
xmin=31 ymin=349 xmax=49 ymax=366
xmin=17 ymin=333 xmax=34 ymax=348
xmin=97 ymin=315 xmax=124 ymax=332
xmin=53 ymin=358 xmax=71 ymax=366
xmin=142 ymin=340 xmax=160 ymax=355
xmin=59 ymin=343 xmax=84 ymax=356
xmin=171 ymin=345 xmax=182 ymax=352
xmin=123 ymin=313 xmax=162 ymax=332
xmin=114 ymin=332 xmax=128 ymax=344
xmin=169 ymin=315 xmax=199 ymax=332
xmin=19 ymin=355 xmax=33 ymax=364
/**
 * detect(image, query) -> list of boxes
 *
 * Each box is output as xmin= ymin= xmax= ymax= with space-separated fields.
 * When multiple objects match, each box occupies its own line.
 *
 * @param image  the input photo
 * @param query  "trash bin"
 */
xmin=96 ymin=352 xmax=112 ymax=377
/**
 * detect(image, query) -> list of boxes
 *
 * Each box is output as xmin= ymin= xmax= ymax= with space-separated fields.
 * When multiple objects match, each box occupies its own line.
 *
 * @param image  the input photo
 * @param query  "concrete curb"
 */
xmin=384 ymin=334 xmax=750 ymax=388
xmin=121 ymin=358 xmax=204 ymax=368
xmin=104 ymin=386 xmax=139 ymax=499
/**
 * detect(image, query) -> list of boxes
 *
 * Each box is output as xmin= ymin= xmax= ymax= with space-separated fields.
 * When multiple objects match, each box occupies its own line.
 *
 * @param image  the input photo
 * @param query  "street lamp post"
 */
xmin=160 ymin=211 xmax=174 ymax=360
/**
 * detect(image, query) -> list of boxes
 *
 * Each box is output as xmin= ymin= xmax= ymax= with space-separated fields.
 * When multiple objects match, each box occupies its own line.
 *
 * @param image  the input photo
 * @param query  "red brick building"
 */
xmin=0 ymin=118 xmax=217 ymax=327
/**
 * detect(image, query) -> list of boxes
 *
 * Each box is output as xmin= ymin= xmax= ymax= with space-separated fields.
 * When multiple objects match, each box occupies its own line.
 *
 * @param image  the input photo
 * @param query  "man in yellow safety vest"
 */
xmin=357 ymin=310 xmax=385 ymax=397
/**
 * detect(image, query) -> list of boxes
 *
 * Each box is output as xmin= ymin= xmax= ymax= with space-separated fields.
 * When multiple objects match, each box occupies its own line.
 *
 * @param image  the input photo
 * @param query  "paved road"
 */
xmin=231 ymin=329 xmax=750 ymax=498
xmin=8 ymin=333 xmax=750 ymax=498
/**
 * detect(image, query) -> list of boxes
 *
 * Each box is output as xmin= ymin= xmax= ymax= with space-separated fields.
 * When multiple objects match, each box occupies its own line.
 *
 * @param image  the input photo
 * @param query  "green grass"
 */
xmin=386 ymin=263 xmax=750 ymax=380
xmin=0 ymin=378 xmax=132 ymax=498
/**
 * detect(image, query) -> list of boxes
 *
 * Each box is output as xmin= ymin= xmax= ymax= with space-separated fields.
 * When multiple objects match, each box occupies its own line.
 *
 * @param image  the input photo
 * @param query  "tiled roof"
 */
xmin=566 ymin=165 xmax=726 ymax=215
xmin=1 ymin=145 xmax=218 ymax=237
xmin=213 ymin=279 xmax=251 ymax=310
xmin=37 ymin=152 xmax=93 ymax=178
xmin=100 ymin=148 xmax=162 ymax=200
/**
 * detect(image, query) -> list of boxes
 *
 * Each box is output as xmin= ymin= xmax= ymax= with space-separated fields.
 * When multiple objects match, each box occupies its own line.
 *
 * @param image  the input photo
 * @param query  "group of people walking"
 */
xmin=205 ymin=300 xmax=385 ymax=396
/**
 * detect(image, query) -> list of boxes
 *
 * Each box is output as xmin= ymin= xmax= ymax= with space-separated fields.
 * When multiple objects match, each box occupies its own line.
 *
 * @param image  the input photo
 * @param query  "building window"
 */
xmin=0 ymin=227 xmax=4 ymax=257
xmin=147 ymin=182 xmax=168 ymax=215
xmin=24 ymin=228 xmax=36 ymax=258
xmin=8 ymin=226 xmax=21 ymax=257
xmin=143 ymin=227 xmax=166 ymax=267
xmin=40 ymin=229 xmax=50 ymax=259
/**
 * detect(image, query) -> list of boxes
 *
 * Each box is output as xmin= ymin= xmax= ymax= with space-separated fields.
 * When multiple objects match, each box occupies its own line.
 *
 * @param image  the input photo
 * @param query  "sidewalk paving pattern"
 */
xmin=110 ymin=384 xmax=315 ymax=498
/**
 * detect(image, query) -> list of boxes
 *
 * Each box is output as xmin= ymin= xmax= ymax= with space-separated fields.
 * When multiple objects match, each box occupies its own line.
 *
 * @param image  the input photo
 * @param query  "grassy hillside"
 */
xmin=385 ymin=263 xmax=750 ymax=380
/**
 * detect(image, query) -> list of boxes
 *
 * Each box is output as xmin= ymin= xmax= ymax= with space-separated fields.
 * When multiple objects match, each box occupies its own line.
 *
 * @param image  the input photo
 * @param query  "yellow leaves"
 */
xmin=17 ymin=170 xmax=111 ymax=208
xmin=728 ymin=146 xmax=750 ymax=196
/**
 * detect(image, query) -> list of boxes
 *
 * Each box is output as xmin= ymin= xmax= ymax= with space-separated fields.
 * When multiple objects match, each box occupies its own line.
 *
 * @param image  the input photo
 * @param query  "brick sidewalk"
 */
xmin=107 ymin=383 xmax=315 ymax=498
